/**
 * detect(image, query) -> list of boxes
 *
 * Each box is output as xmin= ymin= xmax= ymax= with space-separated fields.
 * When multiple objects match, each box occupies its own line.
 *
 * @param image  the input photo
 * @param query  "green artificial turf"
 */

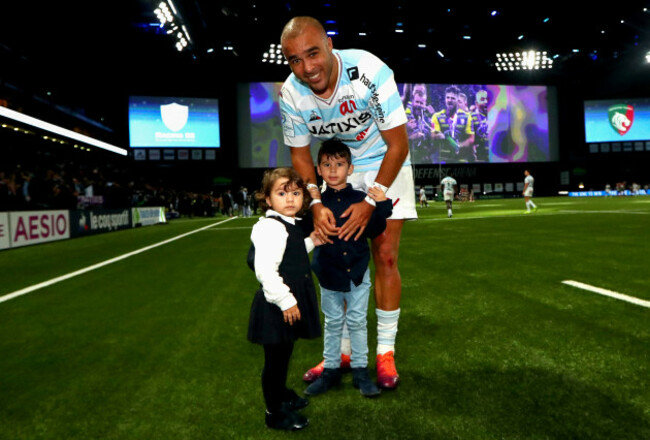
xmin=1 ymin=196 xmax=648 ymax=439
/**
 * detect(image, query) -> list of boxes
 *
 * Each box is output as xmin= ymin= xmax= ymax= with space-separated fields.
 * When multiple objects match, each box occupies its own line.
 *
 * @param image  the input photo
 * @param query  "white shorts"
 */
xmin=524 ymin=188 xmax=534 ymax=197
xmin=348 ymin=165 xmax=418 ymax=220
xmin=444 ymin=191 xmax=454 ymax=202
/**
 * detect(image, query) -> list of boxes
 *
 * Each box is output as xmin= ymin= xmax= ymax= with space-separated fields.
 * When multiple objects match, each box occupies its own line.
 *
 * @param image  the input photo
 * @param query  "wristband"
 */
xmin=309 ymin=199 xmax=322 ymax=207
xmin=372 ymin=182 xmax=389 ymax=193
xmin=364 ymin=195 xmax=376 ymax=207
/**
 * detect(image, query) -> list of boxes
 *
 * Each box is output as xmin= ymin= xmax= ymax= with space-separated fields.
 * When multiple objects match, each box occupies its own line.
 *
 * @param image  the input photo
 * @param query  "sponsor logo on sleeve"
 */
xmin=347 ymin=67 xmax=359 ymax=80
xmin=360 ymin=74 xmax=386 ymax=123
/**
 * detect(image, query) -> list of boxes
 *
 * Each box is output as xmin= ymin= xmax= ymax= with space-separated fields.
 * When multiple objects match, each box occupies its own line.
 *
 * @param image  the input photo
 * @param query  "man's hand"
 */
xmin=312 ymin=203 xmax=339 ymax=244
xmin=339 ymin=200 xmax=375 ymax=241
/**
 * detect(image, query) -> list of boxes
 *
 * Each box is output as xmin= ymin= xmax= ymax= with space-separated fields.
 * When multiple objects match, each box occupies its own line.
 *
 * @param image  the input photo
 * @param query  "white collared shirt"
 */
xmin=251 ymin=210 xmax=315 ymax=311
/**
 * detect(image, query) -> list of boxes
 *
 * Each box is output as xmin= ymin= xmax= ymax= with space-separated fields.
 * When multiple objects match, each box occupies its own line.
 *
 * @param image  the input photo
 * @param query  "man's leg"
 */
xmin=372 ymin=219 xmax=403 ymax=389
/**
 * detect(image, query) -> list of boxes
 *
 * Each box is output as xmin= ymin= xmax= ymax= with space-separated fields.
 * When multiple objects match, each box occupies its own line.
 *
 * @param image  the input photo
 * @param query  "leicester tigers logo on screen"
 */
xmin=608 ymin=104 xmax=634 ymax=136
xmin=160 ymin=103 xmax=189 ymax=132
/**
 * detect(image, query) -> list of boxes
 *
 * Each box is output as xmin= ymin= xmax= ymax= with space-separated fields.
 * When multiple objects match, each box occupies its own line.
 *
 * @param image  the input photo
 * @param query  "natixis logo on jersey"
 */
xmin=160 ymin=103 xmax=189 ymax=132
xmin=608 ymin=104 xmax=634 ymax=136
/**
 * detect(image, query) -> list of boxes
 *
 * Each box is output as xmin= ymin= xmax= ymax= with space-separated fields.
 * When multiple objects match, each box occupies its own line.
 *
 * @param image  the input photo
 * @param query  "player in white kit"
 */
xmin=280 ymin=16 xmax=417 ymax=389
xmin=523 ymin=170 xmax=537 ymax=213
xmin=440 ymin=176 xmax=457 ymax=218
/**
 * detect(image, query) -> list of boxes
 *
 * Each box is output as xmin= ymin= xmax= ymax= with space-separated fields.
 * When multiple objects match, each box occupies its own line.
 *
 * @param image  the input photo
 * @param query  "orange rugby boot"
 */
xmin=302 ymin=354 xmax=352 ymax=383
xmin=376 ymin=351 xmax=400 ymax=389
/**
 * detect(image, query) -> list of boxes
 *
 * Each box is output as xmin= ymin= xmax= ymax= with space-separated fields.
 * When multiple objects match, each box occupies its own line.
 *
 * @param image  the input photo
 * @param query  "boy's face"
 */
xmin=317 ymin=154 xmax=353 ymax=190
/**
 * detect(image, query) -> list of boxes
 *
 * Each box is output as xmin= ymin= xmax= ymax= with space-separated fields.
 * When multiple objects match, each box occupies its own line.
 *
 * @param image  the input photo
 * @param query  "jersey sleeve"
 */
xmin=279 ymin=84 xmax=312 ymax=148
xmin=355 ymin=52 xmax=407 ymax=131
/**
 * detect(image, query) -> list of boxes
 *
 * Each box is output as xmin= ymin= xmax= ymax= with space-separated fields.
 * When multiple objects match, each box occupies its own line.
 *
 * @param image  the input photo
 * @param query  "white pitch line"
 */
xmin=562 ymin=280 xmax=650 ymax=309
xmin=0 ymin=217 xmax=237 ymax=305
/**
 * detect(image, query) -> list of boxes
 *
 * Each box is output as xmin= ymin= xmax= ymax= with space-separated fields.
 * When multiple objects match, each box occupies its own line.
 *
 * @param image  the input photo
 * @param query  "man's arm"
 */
xmin=339 ymin=123 xmax=408 ymax=241
xmin=374 ymin=124 xmax=410 ymax=188
xmin=290 ymin=146 xmax=338 ymax=241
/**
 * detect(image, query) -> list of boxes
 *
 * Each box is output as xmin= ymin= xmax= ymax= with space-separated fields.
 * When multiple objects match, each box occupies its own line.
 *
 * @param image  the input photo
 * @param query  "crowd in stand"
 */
xmin=0 ymin=157 xmax=258 ymax=218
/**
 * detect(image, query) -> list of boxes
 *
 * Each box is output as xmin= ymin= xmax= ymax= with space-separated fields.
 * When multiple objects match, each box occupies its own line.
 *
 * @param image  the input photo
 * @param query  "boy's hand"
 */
xmin=367 ymin=186 xmax=387 ymax=202
xmin=283 ymin=305 xmax=301 ymax=325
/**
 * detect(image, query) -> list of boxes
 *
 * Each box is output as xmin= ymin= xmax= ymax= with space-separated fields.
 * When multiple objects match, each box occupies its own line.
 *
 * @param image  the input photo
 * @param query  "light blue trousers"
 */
xmin=320 ymin=268 xmax=371 ymax=369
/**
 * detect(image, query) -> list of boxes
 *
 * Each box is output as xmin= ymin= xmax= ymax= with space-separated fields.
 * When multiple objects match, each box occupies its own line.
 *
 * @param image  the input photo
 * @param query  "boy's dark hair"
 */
xmin=317 ymin=139 xmax=352 ymax=165
xmin=255 ymin=167 xmax=311 ymax=214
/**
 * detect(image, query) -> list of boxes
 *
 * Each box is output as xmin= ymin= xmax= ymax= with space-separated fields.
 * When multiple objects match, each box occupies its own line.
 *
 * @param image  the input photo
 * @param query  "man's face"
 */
xmin=282 ymin=25 xmax=335 ymax=96
xmin=413 ymin=95 xmax=426 ymax=112
xmin=445 ymin=92 xmax=458 ymax=113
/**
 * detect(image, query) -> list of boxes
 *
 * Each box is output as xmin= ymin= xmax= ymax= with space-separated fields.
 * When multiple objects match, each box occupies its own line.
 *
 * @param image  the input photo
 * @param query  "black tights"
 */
xmin=262 ymin=342 xmax=295 ymax=412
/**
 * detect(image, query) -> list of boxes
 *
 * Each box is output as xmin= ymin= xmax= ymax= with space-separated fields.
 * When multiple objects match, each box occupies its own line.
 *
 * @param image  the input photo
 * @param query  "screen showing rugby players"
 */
xmin=237 ymin=82 xmax=558 ymax=168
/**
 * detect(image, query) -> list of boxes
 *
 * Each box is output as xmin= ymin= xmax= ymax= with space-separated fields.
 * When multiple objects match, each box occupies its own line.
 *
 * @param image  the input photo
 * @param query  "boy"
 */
xmin=305 ymin=140 xmax=392 ymax=397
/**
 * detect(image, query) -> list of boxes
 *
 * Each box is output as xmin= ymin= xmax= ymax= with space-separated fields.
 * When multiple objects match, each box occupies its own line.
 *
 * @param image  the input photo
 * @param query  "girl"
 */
xmin=247 ymin=167 xmax=322 ymax=431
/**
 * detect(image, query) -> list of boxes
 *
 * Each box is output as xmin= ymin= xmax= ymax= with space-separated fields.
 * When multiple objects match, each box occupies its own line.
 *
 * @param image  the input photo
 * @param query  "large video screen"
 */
xmin=129 ymin=96 xmax=221 ymax=148
xmin=584 ymin=98 xmax=650 ymax=143
xmin=237 ymin=82 xmax=557 ymax=168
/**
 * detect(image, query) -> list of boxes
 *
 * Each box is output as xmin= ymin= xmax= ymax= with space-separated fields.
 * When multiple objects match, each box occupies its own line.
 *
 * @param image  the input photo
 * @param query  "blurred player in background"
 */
xmin=440 ymin=175 xmax=457 ymax=218
xmin=419 ymin=185 xmax=428 ymax=208
xmin=523 ymin=170 xmax=538 ymax=213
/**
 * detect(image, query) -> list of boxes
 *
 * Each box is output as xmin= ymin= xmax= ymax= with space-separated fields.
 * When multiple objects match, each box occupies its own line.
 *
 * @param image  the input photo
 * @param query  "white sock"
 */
xmin=376 ymin=308 xmax=400 ymax=355
xmin=447 ymin=208 xmax=452 ymax=216
xmin=530 ymin=200 xmax=537 ymax=209
xmin=526 ymin=201 xmax=531 ymax=210
xmin=340 ymin=321 xmax=351 ymax=355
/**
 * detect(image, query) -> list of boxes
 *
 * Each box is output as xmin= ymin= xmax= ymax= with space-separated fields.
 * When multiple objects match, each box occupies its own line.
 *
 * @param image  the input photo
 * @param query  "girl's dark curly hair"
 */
xmin=255 ymin=167 xmax=311 ymax=215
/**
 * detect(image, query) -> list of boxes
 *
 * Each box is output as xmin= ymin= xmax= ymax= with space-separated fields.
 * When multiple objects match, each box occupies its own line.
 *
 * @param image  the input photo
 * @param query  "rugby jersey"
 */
xmin=441 ymin=176 xmax=457 ymax=192
xmin=279 ymin=49 xmax=409 ymax=172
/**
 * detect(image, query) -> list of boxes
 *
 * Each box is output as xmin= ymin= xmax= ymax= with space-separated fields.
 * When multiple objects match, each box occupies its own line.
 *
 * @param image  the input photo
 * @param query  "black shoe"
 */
xmin=283 ymin=389 xmax=309 ymax=411
xmin=352 ymin=367 xmax=381 ymax=397
xmin=265 ymin=407 xmax=308 ymax=431
xmin=304 ymin=368 xmax=341 ymax=396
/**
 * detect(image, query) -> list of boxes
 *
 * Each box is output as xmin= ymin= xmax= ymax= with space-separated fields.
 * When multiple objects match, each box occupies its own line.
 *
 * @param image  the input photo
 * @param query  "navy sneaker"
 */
xmin=304 ymin=368 xmax=341 ymax=396
xmin=352 ymin=367 xmax=381 ymax=397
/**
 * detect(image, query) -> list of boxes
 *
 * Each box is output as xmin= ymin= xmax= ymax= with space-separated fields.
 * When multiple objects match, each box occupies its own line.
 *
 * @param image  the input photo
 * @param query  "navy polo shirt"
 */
xmin=311 ymin=184 xmax=392 ymax=292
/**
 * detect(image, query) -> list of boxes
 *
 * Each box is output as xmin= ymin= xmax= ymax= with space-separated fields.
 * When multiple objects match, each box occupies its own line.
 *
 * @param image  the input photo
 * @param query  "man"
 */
xmin=405 ymin=90 xmax=435 ymax=163
xmin=523 ymin=170 xmax=537 ymax=213
xmin=471 ymin=90 xmax=489 ymax=162
xmin=279 ymin=16 xmax=417 ymax=389
xmin=419 ymin=185 xmax=428 ymax=208
xmin=431 ymin=85 xmax=475 ymax=163
xmin=440 ymin=175 xmax=457 ymax=218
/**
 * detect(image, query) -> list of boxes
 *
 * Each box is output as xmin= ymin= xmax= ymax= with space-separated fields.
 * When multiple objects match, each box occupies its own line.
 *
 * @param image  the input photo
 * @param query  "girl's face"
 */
xmin=266 ymin=177 xmax=304 ymax=218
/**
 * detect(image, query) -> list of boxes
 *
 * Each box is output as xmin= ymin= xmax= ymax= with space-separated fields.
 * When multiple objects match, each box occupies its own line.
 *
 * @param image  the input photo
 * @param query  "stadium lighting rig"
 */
xmin=153 ymin=1 xmax=192 ymax=52
xmin=261 ymin=43 xmax=288 ymax=65
xmin=494 ymin=50 xmax=554 ymax=71
xmin=0 ymin=106 xmax=127 ymax=156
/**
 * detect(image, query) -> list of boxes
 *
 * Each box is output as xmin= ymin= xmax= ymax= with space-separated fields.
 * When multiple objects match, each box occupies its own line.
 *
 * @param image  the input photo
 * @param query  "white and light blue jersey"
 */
xmin=441 ymin=176 xmax=457 ymax=192
xmin=279 ymin=49 xmax=409 ymax=172
xmin=525 ymin=175 xmax=534 ymax=190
